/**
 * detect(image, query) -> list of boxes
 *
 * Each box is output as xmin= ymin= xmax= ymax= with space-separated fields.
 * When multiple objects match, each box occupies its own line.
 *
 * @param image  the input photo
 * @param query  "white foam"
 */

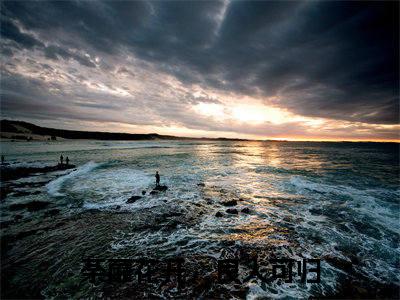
xmin=46 ymin=161 xmax=101 ymax=196
xmin=288 ymin=176 xmax=400 ymax=232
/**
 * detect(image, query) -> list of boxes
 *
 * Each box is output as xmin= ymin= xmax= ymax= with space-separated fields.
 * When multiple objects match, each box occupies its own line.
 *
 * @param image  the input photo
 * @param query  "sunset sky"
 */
xmin=1 ymin=1 xmax=399 ymax=141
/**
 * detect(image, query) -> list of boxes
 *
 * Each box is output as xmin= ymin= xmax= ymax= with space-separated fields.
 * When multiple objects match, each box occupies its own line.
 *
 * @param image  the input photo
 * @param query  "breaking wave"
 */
xmin=46 ymin=161 xmax=102 ymax=196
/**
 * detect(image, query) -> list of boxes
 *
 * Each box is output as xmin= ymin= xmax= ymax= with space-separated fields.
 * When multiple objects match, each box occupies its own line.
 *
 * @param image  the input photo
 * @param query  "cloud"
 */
xmin=0 ymin=1 xmax=398 ymax=140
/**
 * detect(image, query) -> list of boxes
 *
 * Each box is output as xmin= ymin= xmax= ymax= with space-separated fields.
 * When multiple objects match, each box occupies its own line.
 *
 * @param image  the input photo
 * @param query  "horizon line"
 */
xmin=1 ymin=119 xmax=399 ymax=144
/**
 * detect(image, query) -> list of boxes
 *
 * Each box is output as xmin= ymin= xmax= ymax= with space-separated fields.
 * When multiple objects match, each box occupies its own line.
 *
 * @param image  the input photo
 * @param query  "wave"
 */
xmin=46 ymin=161 xmax=102 ymax=197
xmin=255 ymin=165 xmax=315 ymax=176
xmin=289 ymin=176 xmax=399 ymax=199
xmin=288 ymin=176 xmax=400 ymax=231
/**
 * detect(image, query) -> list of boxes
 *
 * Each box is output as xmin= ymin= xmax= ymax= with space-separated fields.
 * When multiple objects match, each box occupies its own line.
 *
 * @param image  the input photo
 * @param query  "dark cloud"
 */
xmin=0 ymin=19 xmax=43 ymax=49
xmin=44 ymin=45 xmax=96 ymax=68
xmin=1 ymin=0 xmax=399 ymax=133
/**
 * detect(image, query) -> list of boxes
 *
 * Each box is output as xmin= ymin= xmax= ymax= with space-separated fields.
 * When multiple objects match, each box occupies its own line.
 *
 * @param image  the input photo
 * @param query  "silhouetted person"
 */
xmin=155 ymin=171 xmax=160 ymax=187
xmin=60 ymin=154 xmax=64 ymax=165
xmin=1 ymin=155 xmax=4 ymax=165
xmin=66 ymin=156 xmax=70 ymax=165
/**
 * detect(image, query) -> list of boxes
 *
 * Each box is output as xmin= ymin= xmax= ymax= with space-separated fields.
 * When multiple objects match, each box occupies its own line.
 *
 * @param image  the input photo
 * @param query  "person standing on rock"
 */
xmin=155 ymin=171 xmax=160 ymax=187
xmin=66 ymin=156 xmax=70 ymax=165
xmin=60 ymin=154 xmax=63 ymax=165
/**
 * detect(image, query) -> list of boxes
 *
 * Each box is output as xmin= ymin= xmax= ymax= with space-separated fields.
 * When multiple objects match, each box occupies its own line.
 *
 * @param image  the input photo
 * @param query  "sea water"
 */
xmin=1 ymin=140 xmax=399 ymax=298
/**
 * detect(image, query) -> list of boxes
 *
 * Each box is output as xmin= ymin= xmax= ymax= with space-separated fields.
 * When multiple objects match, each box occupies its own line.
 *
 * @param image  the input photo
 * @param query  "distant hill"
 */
xmin=0 ymin=120 xmax=250 ymax=141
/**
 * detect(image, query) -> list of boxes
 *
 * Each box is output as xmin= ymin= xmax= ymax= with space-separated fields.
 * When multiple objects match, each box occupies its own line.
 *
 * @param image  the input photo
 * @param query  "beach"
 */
xmin=1 ymin=140 xmax=399 ymax=298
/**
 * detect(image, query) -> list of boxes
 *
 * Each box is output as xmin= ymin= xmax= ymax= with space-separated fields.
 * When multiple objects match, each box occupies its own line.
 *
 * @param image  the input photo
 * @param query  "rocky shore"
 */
xmin=1 ymin=207 xmax=398 ymax=299
xmin=0 ymin=163 xmax=76 ymax=182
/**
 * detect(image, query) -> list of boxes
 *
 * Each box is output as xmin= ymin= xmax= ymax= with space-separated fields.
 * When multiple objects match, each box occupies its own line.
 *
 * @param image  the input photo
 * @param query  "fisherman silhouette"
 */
xmin=1 ymin=155 xmax=4 ymax=165
xmin=66 ymin=156 xmax=70 ymax=165
xmin=60 ymin=154 xmax=64 ymax=165
xmin=155 ymin=171 xmax=160 ymax=187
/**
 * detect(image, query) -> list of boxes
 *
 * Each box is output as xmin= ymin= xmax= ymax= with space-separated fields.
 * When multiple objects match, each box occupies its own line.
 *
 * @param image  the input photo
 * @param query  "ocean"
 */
xmin=1 ymin=140 xmax=399 ymax=298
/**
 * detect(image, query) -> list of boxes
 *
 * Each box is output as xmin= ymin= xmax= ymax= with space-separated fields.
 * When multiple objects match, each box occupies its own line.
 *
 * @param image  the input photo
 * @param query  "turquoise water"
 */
xmin=1 ymin=140 xmax=399 ymax=298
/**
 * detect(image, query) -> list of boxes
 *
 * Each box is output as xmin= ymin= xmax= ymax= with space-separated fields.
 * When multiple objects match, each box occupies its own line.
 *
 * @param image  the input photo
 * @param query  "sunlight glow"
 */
xmin=231 ymin=105 xmax=289 ymax=124
xmin=194 ymin=103 xmax=226 ymax=119
xmin=194 ymin=102 xmax=296 ymax=125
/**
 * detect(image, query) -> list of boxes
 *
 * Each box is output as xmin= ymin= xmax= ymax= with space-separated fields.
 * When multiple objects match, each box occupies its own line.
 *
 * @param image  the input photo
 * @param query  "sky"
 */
xmin=0 ymin=0 xmax=399 ymax=141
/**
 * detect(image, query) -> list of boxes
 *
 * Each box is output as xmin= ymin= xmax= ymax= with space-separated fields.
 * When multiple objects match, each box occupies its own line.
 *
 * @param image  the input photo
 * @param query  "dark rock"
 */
xmin=206 ymin=199 xmax=213 ymax=205
xmin=309 ymin=208 xmax=323 ymax=215
xmin=12 ymin=190 xmax=41 ymax=197
xmin=169 ymin=212 xmax=183 ymax=217
xmin=115 ymin=205 xmax=121 ymax=210
xmin=0 ymin=220 xmax=14 ymax=228
xmin=222 ymin=200 xmax=237 ymax=206
xmin=215 ymin=212 xmax=223 ymax=217
xmin=15 ymin=229 xmax=39 ymax=240
xmin=331 ymin=277 xmax=400 ymax=299
xmin=324 ymin=256 xmax=353 ymax=272
xmin=9 ymin=203 xmax=26 ymax=211
xmin=126 ymin=195 xmax=142 ymax=203
xmin=14 ymin=214 xmax=23 ymax=221
xmin=197 ymin=183 xmax=205 ymax=187
xmin=44 ymin=209 xmax=61 ymax=217
xmin=26 ymin=201 xmax=50 ymax=212
xmin=241 ymin=207 xmax=250 ymax=214
xmin=0 ymin=164 xmax=76 ymax=181
xmin=14 ymin=181 xmax=50 ymax=188
xmin=142 ymin=190 xmax=146 ymax=195
xmin=9 ymin=200 xmax=50 ymax=212
xmin=154 ymin=185 xmax=168 ymax=191
xmin=150 ymin=190 xmax=158 ymax=195
xmin=0 ymin=186 xmax=12 ymax=201
xmin=226 ymin=208 xmax=238 ymax=214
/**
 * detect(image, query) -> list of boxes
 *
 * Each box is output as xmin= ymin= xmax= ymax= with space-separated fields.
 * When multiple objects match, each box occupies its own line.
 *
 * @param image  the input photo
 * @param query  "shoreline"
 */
xmin=1 ymin=120 xmax=399 ymax=143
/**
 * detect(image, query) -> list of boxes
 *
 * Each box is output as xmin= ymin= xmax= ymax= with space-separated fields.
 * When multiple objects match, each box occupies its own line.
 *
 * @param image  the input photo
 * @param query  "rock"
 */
xmin=44 ymin=208 xmax=61 ymax=217
xmin=14 ymin=214 xmax=23 ymax=221
xmin=226 ymin=208 xmax=238 ymax=214
xmin=126 ymin=195 xmax=142 ymax=203
xmin=26 ymin=201 xmax=50 ymax=212
xmin=14 ymin=181 xmax=50 ymax=188
xmin=9 ymin=203 xmax=26 ymax=211
xmin=170 ymin=212 xmax=183 ymax=217
xmin=215 ymin=212 xmax=223 ymax=217
xmin=9 ymin=200 xmax=50 ymax=212
xmin=154 ymin=185 xmax=168 ymax=191
xmin=142 ymin=190 xmax=146 ymax=195
xmin=12 ymin=190 xmax=41 ymax=197
xmin=115 ymin=205 xmax=121 ymax=210
xmin=324 ymin=256 xmax=353 ymax=272
xmin=0 ymin=186 xmax=12 ymax=201
xmin=222 ymin=200 xmax=237 ymax=207
xmin=206 ymin=199 xmax=213 ymax=205
xmin=0 ymin=164 xmax=76 ymax=181
xmin=197 ymin=183 xmax=205 ymax=187
xmin=150 ymin=190 xmax=158 ymax=195
xmin=0 ymin=220 xmax=14 ymax=228
xmin=241 ymin=207 xmax=250 ymax=214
